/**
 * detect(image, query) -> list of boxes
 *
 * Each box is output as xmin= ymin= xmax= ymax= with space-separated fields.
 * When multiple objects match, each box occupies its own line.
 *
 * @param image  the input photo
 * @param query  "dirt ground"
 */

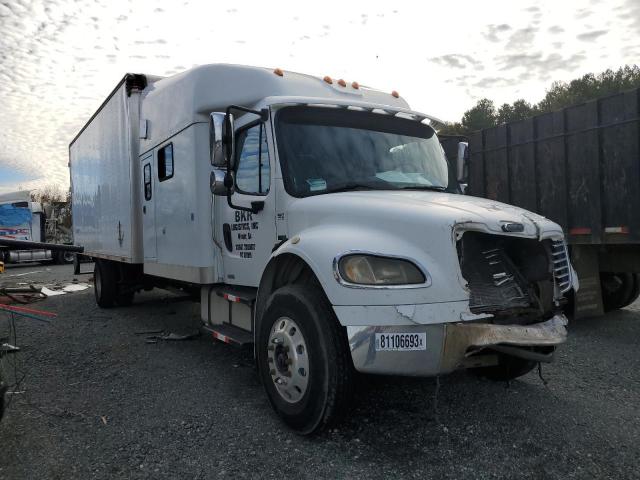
xmin=0 ymin=263 xmax=638 ymax=479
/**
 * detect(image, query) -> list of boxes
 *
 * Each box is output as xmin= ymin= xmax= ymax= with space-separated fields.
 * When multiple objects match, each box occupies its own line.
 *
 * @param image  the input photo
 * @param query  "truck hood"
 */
xmin=286 ymin=190 xmax=563 ymax=239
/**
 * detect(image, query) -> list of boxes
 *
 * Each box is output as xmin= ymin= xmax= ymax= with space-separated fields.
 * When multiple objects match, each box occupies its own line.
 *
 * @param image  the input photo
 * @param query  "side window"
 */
xmin=143 ymin=163 xmax=152 ymax=200
xmin=235 ymin=124 xmax=270 ymax=195
xmin=158 ymin=143 xmax=174 ymax=181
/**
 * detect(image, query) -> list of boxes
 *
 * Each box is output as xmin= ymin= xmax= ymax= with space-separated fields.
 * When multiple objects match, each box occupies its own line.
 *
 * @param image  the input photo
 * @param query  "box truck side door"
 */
xmin=141 ymin=153 xmax=157 ymax=260
xmin=217 ymin=122 xmax=276 ymax=286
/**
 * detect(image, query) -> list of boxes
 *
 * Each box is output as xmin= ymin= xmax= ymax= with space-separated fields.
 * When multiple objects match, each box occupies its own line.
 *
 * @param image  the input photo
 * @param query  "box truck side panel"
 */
xmin=70 ymin=83 xmax=142 ymax=263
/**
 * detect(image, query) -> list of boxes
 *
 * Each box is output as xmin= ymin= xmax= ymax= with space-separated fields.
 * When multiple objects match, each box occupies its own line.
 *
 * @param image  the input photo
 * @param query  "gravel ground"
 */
xmin=0 ymin=263 xmax=638 ymax=479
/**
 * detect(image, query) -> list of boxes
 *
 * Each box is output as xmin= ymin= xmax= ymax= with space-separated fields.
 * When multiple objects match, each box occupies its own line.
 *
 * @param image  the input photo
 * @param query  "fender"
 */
xmin=266 ymin=224 xmax=469 ymax=308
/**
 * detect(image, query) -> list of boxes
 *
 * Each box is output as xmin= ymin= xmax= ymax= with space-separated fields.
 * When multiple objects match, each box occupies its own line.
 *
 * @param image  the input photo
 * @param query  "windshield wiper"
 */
xmin=324 ymin=181 xmax=397 ymax=194
xmin=397 ymin=185 xmax=447 ymax=192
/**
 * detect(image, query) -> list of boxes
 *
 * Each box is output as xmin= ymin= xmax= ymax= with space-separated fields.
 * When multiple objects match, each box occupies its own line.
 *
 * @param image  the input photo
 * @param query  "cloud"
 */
xmin=618 ymin=0 xmax=640 ymax=34
xmin=482 ymin=23 xmax=512 ymax=42
xmin=548 ymin=25 xmax=564 ymax=34
xmin=473 ymin=76 xmax=520 ymax=89
xmin=576 ymin=30 xmax=608 ymax=41
xmin=575 ymin=9 xmax=591 ymax=19
xmin=506 ymin=27 xmax=537 ymax=50
xmin=429 ymin=54 xmax=482 ymax=69
xmin=495 ymin=52 xmax=586 ymax=80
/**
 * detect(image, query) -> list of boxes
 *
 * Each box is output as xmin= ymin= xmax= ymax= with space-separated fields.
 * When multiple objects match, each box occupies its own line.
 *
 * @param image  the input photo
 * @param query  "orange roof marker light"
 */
xmin=273 ymin=68 xmax=284 ymax=77
xmin=351 ymin=81 xmax=360 ymax=89
xmin=337 ymin=78 xmax=347 ymax=87
xmin=323 ymin=75 xmax=333 ymax=84
xmin=391 ymin=90 xmax=400 ymax=98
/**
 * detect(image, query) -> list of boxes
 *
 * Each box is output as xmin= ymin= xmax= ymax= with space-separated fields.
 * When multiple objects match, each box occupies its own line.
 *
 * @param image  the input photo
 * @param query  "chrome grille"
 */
xmin=551 ymin=239 xmax=572 ymax=293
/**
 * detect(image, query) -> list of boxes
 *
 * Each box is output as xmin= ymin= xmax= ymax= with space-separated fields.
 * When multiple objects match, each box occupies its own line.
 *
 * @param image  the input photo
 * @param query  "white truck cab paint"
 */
xmin=70 ymin=64 xmax=576 ymax=434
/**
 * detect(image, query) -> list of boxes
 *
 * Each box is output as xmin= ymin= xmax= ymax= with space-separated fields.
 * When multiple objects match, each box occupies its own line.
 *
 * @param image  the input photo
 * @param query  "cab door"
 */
xmin=217 ymin=121 xmax=276 ymax=286
xmin=141 ymin=152 xmax=157 ymax=260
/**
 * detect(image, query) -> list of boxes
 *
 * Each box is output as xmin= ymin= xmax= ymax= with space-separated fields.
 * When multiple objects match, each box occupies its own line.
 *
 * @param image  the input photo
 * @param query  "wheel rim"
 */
xmin=63 ymin=252 xmax=74 ymax=263
xmin=267 ymin=317 xmax=309 ymax=404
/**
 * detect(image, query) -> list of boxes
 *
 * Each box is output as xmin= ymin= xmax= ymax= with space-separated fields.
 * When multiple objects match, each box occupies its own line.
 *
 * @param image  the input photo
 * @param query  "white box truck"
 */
xmin=70 ymin=65 xmax=577 ymax=434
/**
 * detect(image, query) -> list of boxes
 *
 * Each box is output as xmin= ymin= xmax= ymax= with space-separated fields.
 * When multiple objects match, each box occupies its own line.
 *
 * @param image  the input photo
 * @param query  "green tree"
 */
xmin=30 ymin=184 xmax=65 ymax=204
xmin=442 ymin=65 xmax=640 ymax=131
xmin=437 ymin=121 xmax=468 ymax=136
xmin=537 ymin=65 xmax=640 ymax=113
xmin=461 ymin=98 xmax=496 ymax=131
xmin=496 ymin=99 xmax=535 ymax=124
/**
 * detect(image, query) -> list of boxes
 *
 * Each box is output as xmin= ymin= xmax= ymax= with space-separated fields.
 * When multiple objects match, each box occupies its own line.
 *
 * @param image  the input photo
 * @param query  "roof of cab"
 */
xmin=140 ymin=64 xmax=412 ymax=149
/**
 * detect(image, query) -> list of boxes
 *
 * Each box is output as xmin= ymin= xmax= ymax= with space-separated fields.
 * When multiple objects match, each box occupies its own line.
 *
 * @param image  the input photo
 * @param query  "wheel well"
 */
xmin=255 ymin=253 xmax=323 ymax=332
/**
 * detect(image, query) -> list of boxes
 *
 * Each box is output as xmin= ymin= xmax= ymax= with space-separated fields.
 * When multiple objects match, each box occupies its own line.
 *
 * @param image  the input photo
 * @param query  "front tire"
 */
xmin=257 ymin=284 xmax=353 ymax=435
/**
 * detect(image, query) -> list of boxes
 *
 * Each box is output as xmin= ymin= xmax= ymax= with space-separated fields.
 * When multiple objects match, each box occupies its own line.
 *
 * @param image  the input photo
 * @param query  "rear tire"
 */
xmin=94 ymin=260 xmax=118 ymax=308
xmin=471 ymin=354 xmax=537 ymax=381
xmin=601 ymin=273 xmax=638 ymax=312
xmin=61 ymin=251 xmax=75 ymax=264
xmin=257 ymin=284 xmax=353 ymax=435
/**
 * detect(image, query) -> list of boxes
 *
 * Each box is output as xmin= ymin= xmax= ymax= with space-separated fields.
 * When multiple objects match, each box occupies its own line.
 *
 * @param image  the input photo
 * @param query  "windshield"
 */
xmin=275 ymin=106 xmax=452 ymax=197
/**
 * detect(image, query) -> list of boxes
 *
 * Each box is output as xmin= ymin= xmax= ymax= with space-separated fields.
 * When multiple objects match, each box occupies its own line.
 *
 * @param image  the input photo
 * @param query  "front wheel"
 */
xmin=257 ymin=284 xmax=353 ymax=435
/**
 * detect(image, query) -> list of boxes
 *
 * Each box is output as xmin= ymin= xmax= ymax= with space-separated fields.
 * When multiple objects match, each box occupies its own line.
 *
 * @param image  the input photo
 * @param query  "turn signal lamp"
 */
xmin=391 ymin=90 xmax=400 ymax=98
xmin=351 ymin=81 xmax=359 ymax=89
xmin=337 ymin=78 xmax=347 ymax=87
xmin=273 ymin=68 xmax=284 ymax=77
xmin=323 ymin=75 xmax=333 ymax=84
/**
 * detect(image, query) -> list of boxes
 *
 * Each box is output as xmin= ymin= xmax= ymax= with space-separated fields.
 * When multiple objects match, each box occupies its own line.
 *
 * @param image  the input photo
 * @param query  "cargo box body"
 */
xmin=69 ymin=69 xmax=223 ymax=283
xmin=70 ymin=75 xmax=147 ymax=263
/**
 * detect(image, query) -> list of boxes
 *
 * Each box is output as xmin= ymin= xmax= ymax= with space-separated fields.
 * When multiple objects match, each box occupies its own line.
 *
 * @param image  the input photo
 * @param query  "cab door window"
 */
xmin=235 ymin=124 xmax=270 ymax=195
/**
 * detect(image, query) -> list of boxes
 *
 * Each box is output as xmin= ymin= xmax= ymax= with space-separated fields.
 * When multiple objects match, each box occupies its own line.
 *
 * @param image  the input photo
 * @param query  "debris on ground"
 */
xmin=41 ymin=283 xmax=90 ymax=297
xmin=143 ymin=331 xmax=200 ymax=344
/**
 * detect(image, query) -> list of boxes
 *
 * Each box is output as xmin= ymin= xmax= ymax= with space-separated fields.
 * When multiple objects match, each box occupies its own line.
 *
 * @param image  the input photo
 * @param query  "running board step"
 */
xmin=201 ymin=324 xmax=253 ymax=347
xmin=215 ymin=286 xmax=257 ymax=306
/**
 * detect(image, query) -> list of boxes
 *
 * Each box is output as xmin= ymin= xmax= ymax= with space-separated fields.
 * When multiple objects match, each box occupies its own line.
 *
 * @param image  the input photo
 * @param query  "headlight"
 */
xmin=336 ymin=254 xmax=427 ymax=287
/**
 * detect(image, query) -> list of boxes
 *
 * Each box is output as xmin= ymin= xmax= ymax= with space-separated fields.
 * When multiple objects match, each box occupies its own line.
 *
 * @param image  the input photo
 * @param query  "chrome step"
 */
xmin=201 ymin=323 xmax=253 ymax=347
xmin=215 ymin=286 xmax=257 ymax=306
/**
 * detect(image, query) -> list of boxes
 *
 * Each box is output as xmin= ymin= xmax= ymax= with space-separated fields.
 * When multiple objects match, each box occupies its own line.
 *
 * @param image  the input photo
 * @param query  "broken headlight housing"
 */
xmin=335 ymin=253 xmax=428 ymax=287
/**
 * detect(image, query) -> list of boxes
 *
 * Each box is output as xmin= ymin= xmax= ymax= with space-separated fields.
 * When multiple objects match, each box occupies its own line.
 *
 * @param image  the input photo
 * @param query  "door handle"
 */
xmin=143 ymin=205 xmax=146 ymax=214
xmin=223 ymin=223 xmax=232 ymax=252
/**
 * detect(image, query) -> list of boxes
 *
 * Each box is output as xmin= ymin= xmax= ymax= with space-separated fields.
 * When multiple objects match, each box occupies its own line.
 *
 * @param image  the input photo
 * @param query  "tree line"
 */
xmin=439 ymin=65 xmax=640 ymax=135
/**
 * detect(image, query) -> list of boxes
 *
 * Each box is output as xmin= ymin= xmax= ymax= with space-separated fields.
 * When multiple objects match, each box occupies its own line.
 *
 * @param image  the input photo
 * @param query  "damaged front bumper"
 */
xmin=346 ymin=314 xmax=568 ymax=376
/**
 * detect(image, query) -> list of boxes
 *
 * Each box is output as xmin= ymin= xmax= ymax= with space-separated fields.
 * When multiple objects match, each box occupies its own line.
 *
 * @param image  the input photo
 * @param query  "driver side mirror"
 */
xmin=456 ymin=141 xmax=469 ymax=183
xmin=209 ymin=112 xmax=225 ymax=167
xmin=209 ymin=112 xmax=236 ymax=168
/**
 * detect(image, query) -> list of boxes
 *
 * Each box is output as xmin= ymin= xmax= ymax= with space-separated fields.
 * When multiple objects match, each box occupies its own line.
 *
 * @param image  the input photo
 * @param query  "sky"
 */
xmin=0 ymin=0 xmax=638 ymax=194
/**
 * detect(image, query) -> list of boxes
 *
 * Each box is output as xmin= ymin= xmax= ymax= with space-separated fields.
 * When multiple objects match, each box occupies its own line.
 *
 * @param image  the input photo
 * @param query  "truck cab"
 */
xmin=71 ymin=65 xmax=577 ymax=434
